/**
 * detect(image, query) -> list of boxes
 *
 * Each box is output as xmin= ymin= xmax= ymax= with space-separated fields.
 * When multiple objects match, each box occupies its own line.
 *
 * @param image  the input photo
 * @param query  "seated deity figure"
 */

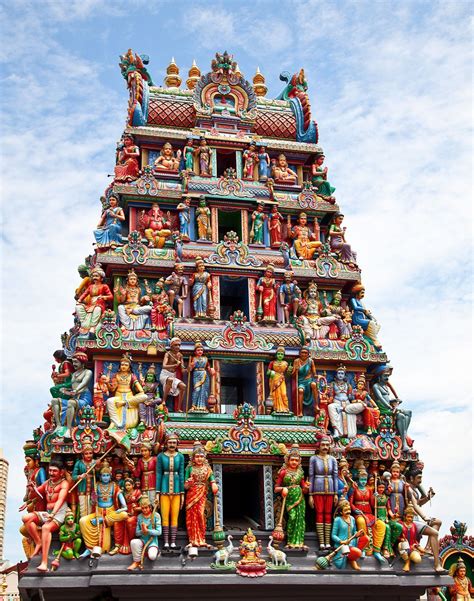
xmin=114 ymin=135 xmax=140 ymax=183
xmin=327 ymin=366 xmax=365 ymax=439
xmin=115 ymin=269 xmax=152 ymax=332
xmin=323 ymin=290 xmax=352 ymax=340
xmin=299 ymin=282 xmax=338 ymax=343
xmin=153 ymin=142 xmax=181 ymax=171
xmin=139 ymin=203 xmax=172 ymax=249
xmin=290 ymin=212 xmax=322 ymax=260
xmin=349 ymin=283 xmax=381 ymax=350
xmin=328 ymin=213 xmax=357 ymax=265
xmin=311 ymin=153 xmax=336 ymax=201
xmin=371 ymin=365 xmax=412 ymax=451
xmin=75 ymin=266 xmax=113 ymax=337
xmin=51 ymin=351 xmax=93 ymax=439
xmin=94 ymin=195 xmax=126 ymax=249
xmin=272 ymin=153 xmax=297 ymax=183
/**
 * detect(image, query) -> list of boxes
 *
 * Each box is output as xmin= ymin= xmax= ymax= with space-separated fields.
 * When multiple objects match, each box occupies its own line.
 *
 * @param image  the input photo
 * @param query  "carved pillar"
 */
xmin=236 ymin=150 xmax=243 ymax=179
xmin=263 ymin=465 xmax=275 ymax=530
xmin=141 ymin=148 xmax=149 ymax=169
xmin=297 ymin=165 xmax=304 ymax=186
xmin=211 ymin=275 xmax=220 ymax=319
xmin=248 ymin=277 xmax=257 ymax=322
xmin=241 ymin=208 xmax=249 ymax=244
xmin=213 ymin=359 xmax=221 ymax=414
xmin=213 ymin=463 xmax=223 ymax=527
xmin=211 ymin=206 xmax=219 ymax=243
xmin=256 ymin=361 xmax=265 ymax=415
xmin=211 ymin=148 xmax=217 ymax=177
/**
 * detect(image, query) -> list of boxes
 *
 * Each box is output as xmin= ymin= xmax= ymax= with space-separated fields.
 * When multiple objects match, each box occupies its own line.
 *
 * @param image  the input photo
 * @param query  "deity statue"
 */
xmin=267 ymin=346 xmax=291 ymax=414
xmin=115 ymin=269 xmax=152 ymax=331
xmin=268 ymin=204 xmax=283 ymax=248
xmin=93 ymin=367 xmax=112 ymax=423
xmin=257 ymin=145 xmax=270 ymax=181
xmin=137 ymin=364 xmax=162 ymax=429
xmin=183 ymin=138 xmax=195 ymax=172
xmin=176 ymin=196 xmax=192 ymax=240
xmin=20 ymin=444 xmax=47 ymax=513
xmin=299 ymin=281 xmax=338 ymax=342
xmin=236 ymin=529 xmax=266 ymax=576
xmin=290 ymin=212 xmax=322 ymax=260
xmin=113 ymin=477 xmax=142 ymax=555
xmin=128 ymin=496 xmax=162 ymax=570
xmin=308 ymin=434 xmax=338 ymax=550
xmin=190 ymin=257 xmax=212 ymax=318
xmin=51 ymin=351 xmax=93 ymax=439
xmin=292 ymin=347 xmax=317 ymax=417
xmin=139 ymin=203 xmax=172 ymax=249
xmin=75 ymin=266 xmax=113 ymax=337
xmin=323 ymin=290 xmax=352 ymax=340
xmin=144 ymin=278 xmax=173 ymax=337
xmin=21 ymin=459 xmax=70 ymax=572
xmin=328 ymin=213 xmax=357 ymax=265
xmin=127 ymin=442 xmax=156 ymax=504
xmin=279 ymin=271 xmax=301 ymax=324
xmin=275 ymin=445 xmax=307 ymax=549
xmin=189 ymin=343 xmax=215 ymax=412
xmin=353 ymin=374 xmax=380 ymax=434
xmin=249 ymin=202 xmax=266 ymax=245
xmin=256 ymin=265 xmax=277 ymax=322
xmin=272 ymin=153 xmax=297 ymax=183
xmin=164 ymin=263 xmax=189 ymax=318
xmin=374 ymin=479 xmax=402 ymax=558
xmin=159 ymin=337 xmax=187 ymax=412
xmin=371 ymin=365 xmax=412 ymax=451
xmin=50 ymin=350 xmax=73 ymax=401
xmin=331 ymin=499 xmax=369 ymax=570
xmin=243 ymin=142 xmax=258 ymax=180
xmin=114 ymin=135 xmax=140 ymax=183
xmin=153 ymin=142 xmax=181 ymax=171
xmin=71 ymin=445 xmax=99 ymax=518
xmin=194 ymin=137 xmax=211 ymax=176
xmin=387 ymin=460 xmax=407 ymax=519
xmin=349 ymin=283 xmax=381 ymax=349
xmin=311 ymin=153 xmax=336 ymax=201
xmin=184 ymin=442 xmax=218 ymax=547
xmin=195 ymin=196 xmax=212 ymax=241
xmin=106 ymin=353 xmax=148 ymax=448
xmin=93 ymin=195 xmax=125 ymax=249
xmin=336 ymin=457 xmax=352 ymax=501
xmin=448 ymin=558 xmax=473 ymax=600
xmin=327 ymin=365 xmax=365 ymax=439
xmin=315 ymin=374 xmax=331 ymax=431
xmin=156 ymin=432 xmax=185 ymax=549
xmin=405 ymin=468 xmax=442 ymax=544
xmin=79 ymin=461 xmax=128 ymax=557
xmin=54 ymin=510 xmax=82 ymax=560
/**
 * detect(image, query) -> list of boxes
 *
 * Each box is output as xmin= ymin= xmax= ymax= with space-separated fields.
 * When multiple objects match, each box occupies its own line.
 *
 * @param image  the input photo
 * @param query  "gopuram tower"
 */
xmin=19 ymin=51 xmax=450 ymax=601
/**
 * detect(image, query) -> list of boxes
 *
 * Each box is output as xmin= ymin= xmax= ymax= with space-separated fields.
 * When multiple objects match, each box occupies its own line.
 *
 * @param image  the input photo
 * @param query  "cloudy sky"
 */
xmin=0 ymin=0 xmax=472 ymax=561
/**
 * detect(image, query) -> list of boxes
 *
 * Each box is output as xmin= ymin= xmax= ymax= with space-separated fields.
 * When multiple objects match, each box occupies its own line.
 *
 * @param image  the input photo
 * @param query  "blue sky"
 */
xmin=1 ymin=0 xmax=472 ymax=562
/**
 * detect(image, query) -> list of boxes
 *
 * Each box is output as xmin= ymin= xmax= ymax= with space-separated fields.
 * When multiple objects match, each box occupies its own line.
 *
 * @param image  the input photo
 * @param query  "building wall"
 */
xmin=0 ymin=449 xmax=9 ymax=561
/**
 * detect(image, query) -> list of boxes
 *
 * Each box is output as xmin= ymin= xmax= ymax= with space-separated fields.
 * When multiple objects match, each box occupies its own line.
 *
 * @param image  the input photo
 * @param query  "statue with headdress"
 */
xmin=153 ymin=141 xmax=181 ymax=171
xmin=448 ymin=557 xmax=473 ymax=599
xmin=75 ymin=265 xmax=113 ymax=337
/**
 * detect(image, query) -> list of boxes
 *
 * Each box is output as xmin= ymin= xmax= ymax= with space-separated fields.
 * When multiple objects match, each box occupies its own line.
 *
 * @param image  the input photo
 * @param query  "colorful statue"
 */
xmin=195 ymin=137 xmax=211 ymax=176
xmin=331 ymin=499 xmax=369 ymax=570
xmin=144 ymin=278 xmax=172 ymax=338
xmin=300 ymin=281 xmax=337 ymax=342
xmin=139 ymin=203 xmax=172 ymax=249
xmin=195 ymin=196 xmax=212 ymax=241
xmin=190 ymin=257 xmax=212 ymax=318
xmin=336 ymin=457 xmax=352 ymax=501
xmin=406 ymin=468 xmax=442 ymax=541
xmin=272 ymin=153 xmax=297 ymax=183
xmin=274 ymin=445 xmax=307 ymax=548
xmin=93 ymin=195 xmax=125 ymax=249
xmin=327 ymin=365 xmax=365 ymax=439
xmin=159 ymin=337 xmax=187 ymax=412
xmin=243 ymin=142 xmax=258 ymax=180
xmin=279 ymin=271 xmax=301 ymax=324
xmin=256 ymin=265 xmax=277 ymax=322
xmin=290 ymin=212 xmax=322 ymax=260
xmin=292 ymin=346 xmax=317 ymax=417
xmin=374 ymin=479 xmax=402 ymax=558
xmin=448 ymin=558 xmax=473 ymax=600
xmin=354 ymin=374 xmax=380 ymax=434
xmin=249 ymin=202 xmax=266 ymax=245
xmin=20 ymin=444 xmax=47 ymax=513
xmin=54 ymin=510 xmax=82 ymax=560
xmin=72 ymin=444 xmax=98 ymax=518
xmin=75 ymin=266 xmax=113 ymax=337
xmin=153 ymin=142 xmax=181 ymax=171
xmin=50 ymin=350 xmax=73 ymax=402
xmin=176 ymin=196 xmax=192 ymax=240
xmin=257 ymin=145 xmax=270 ymax=181
xmin=183 ymin=138 xmax=195 ymax=172
xmin=189 ymin=343 xmax=215 ymax=412
xmin=236 ymin=528 xmax=266 ymax=577
xmin=114 ymin=135 xmax=140 ymax=183
xmin=323 ymin=290 xmax=352 ymax=339
xmin=308 ymin=434 xmax=338 ymax=550
xmin=113 ymin=477 xmax=142 ymax=555
xmin=349 ymin=283 xmax=381 ymax=349
xmin=128 ymin=442 xmax=156 ymax=504
xmin=311 ymin=153 xmax=336 ymax=201
xmin=387 ymin=460 xmax=407 ymax=518
xmin=156 ymin=432 xmax=185 ymax=549
xmin=93 ymin=367 xmax=112 ymax=423
xmin=51 ymin=351 xmax=93 ymax=439
xmin=164 ymin=263 xmax=189 ymax=318
xmin=128 ymin=496 xmax=162 ymax=570
xmin=268 ymin=204 xmax=283 ymax=248
xmin=137 ymin=364 xmax=163 ymax=428
xmin=267 ymin=346 xmax=291 ymax=413
xmin=184 ymin=442 xmax=218 ymax=547
xmin=115 ymin=269 xmax=152 ymax=331
xmin=328 ymin=213 xmax=357 ymax=265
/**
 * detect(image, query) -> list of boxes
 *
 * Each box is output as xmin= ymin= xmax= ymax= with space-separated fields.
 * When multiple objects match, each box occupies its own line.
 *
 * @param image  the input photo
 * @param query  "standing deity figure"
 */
xmin=50 ymin=350 xmax=74 ymax=401
xmin=139 ymin=203 xmax=172 ymax=249
xmin=113 ymin=477 xmax=142 ymax=555
xmin=21 ymin=460 xmax=70 ymax=572
xmin=349 ymin=283 xmax=381 ymax=349
xmin=249 ymin=202 xmax=267 ymax=245
xmin=153 ymin=142 xmax=181 ymax=171
xmin=308 ymin=435 xmax=338 ymax=550
xmin=144 ymin=278 xmax=172 ymax=338
xmin=348 ymin=469 xmax=387 ymax=564
xmin=243 ymin=142 xmax=258 ymax=180
xmin=448 ymin=558 xmax=474 ymax=600
xmin=137 ymin=364 xmax=162 ymax=428
xmin=72 ymin=445 xmax=99 ymax=518
xmin=184 ymin=442 xmax=218 ymax=547
xmin=75 ymin=266 xmax=113 ymax=337
xmin=405 ymin=468 xmax=442 ymax=545
xmin=156 ymin=432 xmax=185 ymax=549
xmin=268 ymin=204 xmax=283 ymax=248
xmin=272 ymin=154 xmax=297 ymax=183
xmin=52 ymin=351 xmax=93 ymax=439
xmin=106 ymin=353 xmax=148 ymax=448
xmin=374 ymin=480 xmax=402 ymax=558
xmin=79 ymin=461 xmax=128 ymax=557
xmin=300 ymin=282 xmax=338 ymax=342
xmin=189 ymin=343 xmax=215 ymax=412
xmin=94 ymin=195 xmax=125 ymax=249
xmin=93 ymin=367 xmax=112 ymax=423
xmin=336 ymin=457 xmax=352 ymax=501
xmin=275 ymin=445 xmax=308 ymax=549
xmin=114 ymin=135 xmax=140 ymax=183
xmin=267 ymin=346 xmax=291 ymax=414
xmin=127 ymin=442 xmax=157 ymax=504
xmin=292 ymin=347 xmax=317 ymax=417
xmin=128 ymin=496 xmax=162 ymax=570
xmin=194 ymin=137 xmax=211 ymax=176
xmin=54 ymin=510 xmax=82 ymax=560
xmin=371 ymin=365 xmax=412 ymax=451
xmin=159 ymin=337 xmax=187 ymax=412
xmin=195 ymin=196 xmax=212 ymax=241
xmin=323 ymin=290 xmax=352 ymax=340
xmin=183 ymin=138 xmax=195 ymax=172
xmin=256 ymin=265 xmax=277 ymax=322
xmin=115 ymin=269 xmax=152 ymax=331
xmin=387 ymin=460 xmax=407 ymax=519
xmin=328 ymin=213 xmax=357 ymax=265
xmin=327 ymin=365 xmax=365 ymax=439
xmin=164 ymin=263 xmax=189 ymax=318
xmin=257 ymin=145 xmax=270 ymax=181
xmin=331 ymin=499 xmax=369 ymax=570
xmin=20 ymin=444 xmax=47 ymax=513
xmin=311 ymin=153 xmax=336 ymax=201
xmin=353 ymin=374 xmax=380 ymax=434
xmin=190 ymin=257 xmax=212 ymax=318
xmin=176 ymin=196 xmax=192 ymax=240
xmin=290 ymin=212 xmax=322 ymax=260
xmin=279 ymin=271 xmax=301 ymax=324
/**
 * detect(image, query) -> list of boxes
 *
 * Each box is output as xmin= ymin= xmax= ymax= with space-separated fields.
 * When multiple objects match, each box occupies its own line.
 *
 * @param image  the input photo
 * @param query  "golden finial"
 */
xmin=234 ymin=62 xmax=242 ymax=78
xmin=186 ymin=59 xmax=201 ymax=90
xmin=164 ymin=57 xmax=181 ymax=88
xmin=253 ymin=66 xmax=267 ymax=97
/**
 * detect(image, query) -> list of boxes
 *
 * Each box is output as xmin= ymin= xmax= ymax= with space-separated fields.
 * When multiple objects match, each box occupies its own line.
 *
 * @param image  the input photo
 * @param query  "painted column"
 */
xmin=256 ymin=361 xmax=265 ymax=415
xmin=211 ymin=148 xmax=218 ymax=177
xmin=211 ymin=275 xmax=220 ymax=319
xmin=263 ymin=465 xmax=275 ymax=530
xmin=213 ymin=463 xmax=223 ymax=528
xmin=241 ymin=208 xmax=249 ymax=244
xmin=248 ymin=277 xmax=257 ymax=322
xmin=211 ymin=206 xmax=219 ymax=243
xmin=236 ymin=150 xmax=243 ymax=179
